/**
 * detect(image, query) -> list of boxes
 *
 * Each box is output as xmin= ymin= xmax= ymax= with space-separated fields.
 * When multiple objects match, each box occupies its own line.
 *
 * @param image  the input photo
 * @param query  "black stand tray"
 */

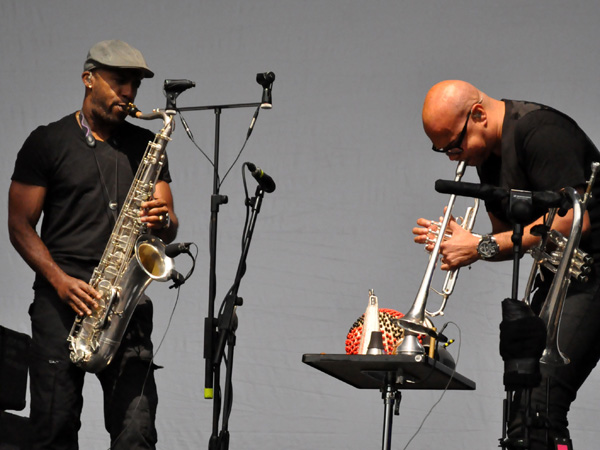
xmin=302 ymin=353 xmax=475 ymax=390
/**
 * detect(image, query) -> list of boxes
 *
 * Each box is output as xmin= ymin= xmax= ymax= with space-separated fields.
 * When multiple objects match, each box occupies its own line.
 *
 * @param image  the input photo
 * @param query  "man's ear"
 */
xmin=472 ymin=104 xmax=485 ymax=121
xmin=82 ymin=71 xmax=93 ymax=88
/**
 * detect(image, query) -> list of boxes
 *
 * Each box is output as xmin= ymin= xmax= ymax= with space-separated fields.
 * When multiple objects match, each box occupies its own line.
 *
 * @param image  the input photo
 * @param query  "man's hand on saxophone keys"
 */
xmin=52 ymin=272 xmax=101 ymax=316
xmin=139 ymin=181 xmax=178 ymax=244
xmin=139 ymin=197 xmax=170 ymax=230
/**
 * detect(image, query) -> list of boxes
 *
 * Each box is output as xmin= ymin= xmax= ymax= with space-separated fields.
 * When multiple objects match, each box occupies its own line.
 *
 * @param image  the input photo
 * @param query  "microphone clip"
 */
xmin=169 ymin=269 xmax=186 ymax=289
xmin=165 ymin=242 xmax=197 ymax=289
xmin=256 ymin=72 xmax=275 ymax=109
xmin=163 ymin=79 xmax=196 ymax=110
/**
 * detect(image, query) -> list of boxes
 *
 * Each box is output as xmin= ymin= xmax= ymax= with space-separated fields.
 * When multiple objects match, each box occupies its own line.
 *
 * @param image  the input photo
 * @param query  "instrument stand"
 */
xmin=381 ymin=377 xmax=402 ymax=450
xmin=302 ymin=354 xmax=475 ymax=450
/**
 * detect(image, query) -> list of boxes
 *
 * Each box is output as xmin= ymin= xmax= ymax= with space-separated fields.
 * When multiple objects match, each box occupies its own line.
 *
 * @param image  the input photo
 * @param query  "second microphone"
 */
xmin=247 ymin=162 xmax=276 ymax=193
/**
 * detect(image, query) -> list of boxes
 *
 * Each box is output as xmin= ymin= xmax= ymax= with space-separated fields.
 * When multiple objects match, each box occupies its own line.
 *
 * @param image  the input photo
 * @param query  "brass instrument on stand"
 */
xmin=396 ymin=161 xmax=479 ymax=355
xmin=522 ymin=162 xmax=599 ymax=370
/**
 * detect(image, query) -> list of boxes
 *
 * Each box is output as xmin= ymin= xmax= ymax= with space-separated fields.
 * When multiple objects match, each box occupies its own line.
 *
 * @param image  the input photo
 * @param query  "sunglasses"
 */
xmin=431 ymin=110 xmax=472 ymax=155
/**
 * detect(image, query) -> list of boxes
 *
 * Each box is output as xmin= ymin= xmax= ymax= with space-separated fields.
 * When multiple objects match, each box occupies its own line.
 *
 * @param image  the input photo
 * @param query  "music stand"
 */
xmin=302 ymin=353 xmax=475 ymax=450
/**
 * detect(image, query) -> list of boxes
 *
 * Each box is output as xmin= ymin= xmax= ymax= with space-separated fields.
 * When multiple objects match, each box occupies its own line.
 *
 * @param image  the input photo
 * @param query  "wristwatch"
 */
xmin=477 ymin=234 xmax=500 ymax=260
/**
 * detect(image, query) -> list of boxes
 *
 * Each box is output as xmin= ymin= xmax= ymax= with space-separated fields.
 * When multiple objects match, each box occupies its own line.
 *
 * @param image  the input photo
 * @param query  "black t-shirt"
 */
xmin=11 ymin=112 xmax=172 ymax=289
xmin=477 ymin=99 xmax=600 ymax=263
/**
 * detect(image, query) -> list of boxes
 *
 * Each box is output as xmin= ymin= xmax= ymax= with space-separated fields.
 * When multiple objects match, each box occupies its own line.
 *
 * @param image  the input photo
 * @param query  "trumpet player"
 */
xmin=8 ymin=40 xmax=178 ymax=449
xmin=413 ymin=80 xmax=600 ymax=450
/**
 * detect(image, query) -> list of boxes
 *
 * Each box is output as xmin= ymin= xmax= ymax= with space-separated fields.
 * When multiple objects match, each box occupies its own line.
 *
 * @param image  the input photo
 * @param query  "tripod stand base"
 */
xmin=302 ymin=354 xmax=475 ymax=450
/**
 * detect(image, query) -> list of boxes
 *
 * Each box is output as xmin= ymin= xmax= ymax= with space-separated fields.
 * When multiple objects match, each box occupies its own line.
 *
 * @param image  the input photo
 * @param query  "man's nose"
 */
xmin=120 ymin=83 xmax=138 ymax=101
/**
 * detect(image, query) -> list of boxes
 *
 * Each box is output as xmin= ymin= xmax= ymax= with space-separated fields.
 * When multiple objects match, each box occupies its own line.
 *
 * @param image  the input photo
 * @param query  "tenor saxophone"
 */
xmin=68 ymin=105 xmax=176 ymax=373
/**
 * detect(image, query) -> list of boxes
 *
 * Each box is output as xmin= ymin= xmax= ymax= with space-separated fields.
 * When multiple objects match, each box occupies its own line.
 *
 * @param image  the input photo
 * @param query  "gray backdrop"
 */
xmin=2 ymin=1 xmax=600 ymax=449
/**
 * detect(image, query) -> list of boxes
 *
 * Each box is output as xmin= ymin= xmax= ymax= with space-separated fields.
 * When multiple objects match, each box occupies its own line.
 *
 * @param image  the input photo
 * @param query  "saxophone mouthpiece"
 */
xmin=126 ymin=103 xmax=142 ymax=118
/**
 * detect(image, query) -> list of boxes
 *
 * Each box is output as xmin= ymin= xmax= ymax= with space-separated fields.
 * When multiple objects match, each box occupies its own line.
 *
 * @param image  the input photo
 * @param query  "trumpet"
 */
xmin=426 ymin=197 xmax=479 ymax=317
xmin=396 ymin=161 xmax=479 ymax=355
xmin=523 ymin=162 xmax=599 ymax=371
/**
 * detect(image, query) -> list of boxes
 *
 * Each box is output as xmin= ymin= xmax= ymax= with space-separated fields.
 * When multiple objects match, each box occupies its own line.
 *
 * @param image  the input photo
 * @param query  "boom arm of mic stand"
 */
xmin=177 ymin=102 xmax=262 ymax=112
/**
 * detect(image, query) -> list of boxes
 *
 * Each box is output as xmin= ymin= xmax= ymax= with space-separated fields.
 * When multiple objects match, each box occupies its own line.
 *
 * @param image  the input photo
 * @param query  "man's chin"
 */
xmin=108 ymin=108 xmax=128 ymax=122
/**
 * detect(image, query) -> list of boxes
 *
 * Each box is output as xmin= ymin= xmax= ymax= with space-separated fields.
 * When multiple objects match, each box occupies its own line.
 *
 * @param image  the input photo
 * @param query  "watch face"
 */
xmin=478 ymin=236 xmax=499 ymax=259
xmin=480 ymin=242 xmax=494 ymax=258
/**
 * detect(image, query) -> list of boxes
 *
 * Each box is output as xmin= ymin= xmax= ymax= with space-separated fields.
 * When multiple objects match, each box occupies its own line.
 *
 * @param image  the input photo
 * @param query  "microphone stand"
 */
xmin=209 ymin=185 xmax=265 ymax=450
xmin=431 ymin=179 xmax=573 ymax=449
xmin=499 ymin=191 xmax=546 ymax=450
xmin=174 ymin=101 xmax=262 ymax=450
xmin=432 ymin=179 xmax=576 ymax=448
xmin=177 ymin=100 xmax=261 ymax=393
xmin=166 ymin=70 xmax=274 ymax=448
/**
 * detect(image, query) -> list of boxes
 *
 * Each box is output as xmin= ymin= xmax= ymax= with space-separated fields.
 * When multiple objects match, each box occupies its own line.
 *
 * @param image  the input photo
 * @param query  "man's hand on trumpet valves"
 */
xmin=412 ymin=211 xmax=457 ymax=251
xmin=412 ymin=216 xmax=444 ymax=250
xmin=412 ymin=207 xmax=456 ymax=251
xmin=413 ymin=215 xmax=480 ymax=271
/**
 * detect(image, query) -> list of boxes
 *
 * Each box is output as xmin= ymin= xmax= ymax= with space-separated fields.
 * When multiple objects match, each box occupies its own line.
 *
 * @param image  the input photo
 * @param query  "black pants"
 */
xmin=28 ymin=288 xmax=159 ymax=450
xmin=507 ymin=277 xmax=600 ymax=449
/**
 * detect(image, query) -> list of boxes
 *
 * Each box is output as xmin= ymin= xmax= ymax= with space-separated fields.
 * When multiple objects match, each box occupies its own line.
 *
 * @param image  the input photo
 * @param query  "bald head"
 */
xmin=422 ymin=80 xmax=482 ymax=138
xmin=421 ymin=80 xmax=504 ymax=163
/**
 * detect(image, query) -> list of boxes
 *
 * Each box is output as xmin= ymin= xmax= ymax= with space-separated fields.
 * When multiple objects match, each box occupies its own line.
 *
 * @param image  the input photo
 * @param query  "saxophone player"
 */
xmin=413 ymin=80 xmax=600 ymax=450
xmin=8 ymin=40 xmax=178 ymax=449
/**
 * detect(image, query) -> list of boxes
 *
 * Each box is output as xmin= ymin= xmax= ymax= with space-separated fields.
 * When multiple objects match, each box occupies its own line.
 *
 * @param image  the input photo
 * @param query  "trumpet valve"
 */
xmin=425 ymin=220 xmax=452 ymax=244
xmin=570 ymin=260 xmax=592 ymax=283
xmin=575 ymin=249 xmax=593 ymax=266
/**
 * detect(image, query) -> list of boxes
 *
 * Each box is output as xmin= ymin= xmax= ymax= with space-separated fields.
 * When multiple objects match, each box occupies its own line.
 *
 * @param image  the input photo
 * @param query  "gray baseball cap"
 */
xmin=83 ymin=40 xmax=154 ymax=78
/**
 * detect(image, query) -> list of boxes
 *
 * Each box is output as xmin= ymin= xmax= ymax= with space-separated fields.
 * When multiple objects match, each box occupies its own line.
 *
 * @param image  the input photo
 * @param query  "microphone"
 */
xmin=165 ymin=242 xmax=193 ymax=258
xmin=435 ymin=180 xmax=571 ymax=211
xmin=256 ymin=72 xmax=275 ymax=109
xmin=163 ymin=79 xmax=196 ymax=93
xmin=435 ymin=180 xmax=509 ymax=202
xmin=247 ymin=162 xmax=276 ymax=193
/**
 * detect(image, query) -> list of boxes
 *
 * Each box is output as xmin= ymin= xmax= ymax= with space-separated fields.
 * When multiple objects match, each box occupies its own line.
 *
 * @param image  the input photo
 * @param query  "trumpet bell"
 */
xmin=540 ymin=347 xmax=570 ymax=374
xmin=395 ymin=333 xmax=424 ymax=355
